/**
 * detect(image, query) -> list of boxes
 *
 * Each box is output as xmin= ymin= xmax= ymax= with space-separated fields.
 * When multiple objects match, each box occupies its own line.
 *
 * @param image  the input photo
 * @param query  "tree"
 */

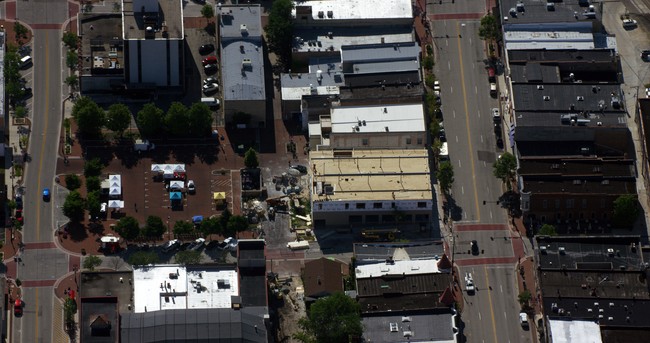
xmin=63 ymin=191 xmax=85 ymax=222
xmin=295 ymin=292 xmax=362 ymax=343
xmin=83 ymin=255 xmax=102 ymax=271
xmin=612 ymin=194 xmax=640 ymax=227
xmin=142 ymin=216 xmax=166 ymax=239
xmin=84 ymin=158 xmax=104 ymax=177
xmin=173 ymin=220 xmax=194 ymax=236
xmin=14 ymin=106 xmax=27 ymax=119
xmin=518 ymin=290 xmax=532 ymax=309
xmin=128 ymin=251 xmax=159 ymax=266
xmin=226 ymin=215 xmax=249 ymax=238
xmin=62 ymin=31 xmax=79 ymax=50
xmin=72 ymin=96 xmax=105 ymax=138
xmin=106 ymin=103 xmax=132 ymax=137
xmin=137 ymin=103 xmax=164 ymax=138
xmin=198 ymin=216 xmax=222 ymax=236
xmin=14 ymin=22 xmax=28 ymax=43
xmin=114 ymin=216 xmax=140 ymax=241
xmin=86 ymin=176 xmax=101 ymax=193
xmin=63 ymin=298 xmax=77 ymax=328
xmin=65 ymin=75 xmax=78 ymax=90
xmin=188 ymin=102 xmax=213 ymax=136
xmin=264 ymin=0 xmax=294 ymax=64
xmin=164 ymin=102 xmax=190 ymax=136
xmin=493 ymin=152 xmax=517 ymax=190
xmin=538 ymin=224 xmax=557 ymax=236
xmin=66 ymin=50 xmax=78 ymax=69
xmin=86 ymin=190 xmax=102 ymax=220
xmin=436 ymin=161 xmax=455 ymax=195
xmin=201 ymin=4 xmax=214 ymax=24
xmin=478 ymin=14 xmax=501 ymax=41
xmin=219 ymin=208 xmax=232 ymax=233
xmin=175 ymin=250 xmax=202 ymax=265
xmin=244 ymin=148 xmax=259 ymax=168
xmin=65 ymin=174 xmax=82 ymax=191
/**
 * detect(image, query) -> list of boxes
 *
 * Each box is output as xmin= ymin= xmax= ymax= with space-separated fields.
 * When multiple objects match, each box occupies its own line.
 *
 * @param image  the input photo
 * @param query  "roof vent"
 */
xmin=240 ymin=24 xmax=248 ymax=34
xmin=577 ymin=96 xmax=584 ymax=101
xmin=241 ymin=58 xmax=252 ymax=69
xmin=537 ymin=85 xmax=544 ymax=90
xmin=402 ymin=316 xmax=412 ymax=322
xmin=403 ymin=331 xmax=413 ymax=337
xmin=327 ymin=10 xmax=334 ymax=18
xmin=559 ymin=247 xmax=566 ymax=254
xmin=318 ymin=11 xmax=324 ymax=18
xmin=543 ymin=95 xmax=551 ymax=101
xmin=540 ymin=245 xmax=547 ymax=254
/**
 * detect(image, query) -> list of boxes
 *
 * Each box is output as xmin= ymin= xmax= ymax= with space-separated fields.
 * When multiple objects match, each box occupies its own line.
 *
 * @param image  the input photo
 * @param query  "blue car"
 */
xmin=42 ymin=188 xmax=50 ymax=201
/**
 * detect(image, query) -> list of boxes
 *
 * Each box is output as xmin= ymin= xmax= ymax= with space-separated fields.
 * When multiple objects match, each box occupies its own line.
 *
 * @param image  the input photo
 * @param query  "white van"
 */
xmin=20 ymin=56 xmax=32 ymax=69
xmin=201 ymin=97 xmax=220 ymax=107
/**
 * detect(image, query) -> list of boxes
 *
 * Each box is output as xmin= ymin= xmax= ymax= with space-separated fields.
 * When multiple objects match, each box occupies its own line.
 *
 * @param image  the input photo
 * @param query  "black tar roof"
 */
xmin=81 ymin=298 xmax=119 ymax=343
xmin=641 ymin=99 xmax=650 ymax=175
xmin=499 ymin=0 xmax=600 ymax=24
xmin=514 ymin=111 xmax=626 ymax=127
xmin=359 ymin=292 xmax=449 ymax=314
xmin=362 ymin=310 xmax=455 ymax=343
xmin=515 ymin=127 xmax=633 ymax=157
xmin=523 ymin=178 xmax=636 ymax=195
xmin=518 ymin=158 xmax=635 ymax=178
xmin=536 ymin=236 xmax=643 ymax=271
xmin=357 ymin=273 xmax=451 ymax=297
xmin=120 ymin=307 xmax=269 ymax=343
xmin=508 ymin=49 xmax=618 ymax=64
xmin=539 ymin=270 xmax=650 ymax=299
xmin=238 ymin=240 xmax=267 ymax=307
xmin=544 ymin=297 xmax=650 ymax=328
xmin=512 ymin=83 xmax=624 ymax=113
xmin=80 ymin=271 xmax=134 ymax=314
xmin=354 ymin=241 xmax=445 ymax=265
xmin=601 ymin=328 xmax=650 ymax=343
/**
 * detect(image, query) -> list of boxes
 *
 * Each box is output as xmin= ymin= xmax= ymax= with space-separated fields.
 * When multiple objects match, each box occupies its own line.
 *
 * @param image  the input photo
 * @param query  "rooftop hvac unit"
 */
xmin=240 ymin=24 xmax=248 ymax=34
xmin=327 ymin=10 xmax=334 ymax=18
xmin=559 ymin=247 xmax=566 ymax=255
xmin=241 ymin=58 xmax=252 ymax=69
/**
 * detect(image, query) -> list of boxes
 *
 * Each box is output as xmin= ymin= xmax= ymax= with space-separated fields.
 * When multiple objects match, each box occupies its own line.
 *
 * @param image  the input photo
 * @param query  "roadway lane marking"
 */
xmin=475 ymin=85 xmax=478 ymax=94
xmin=453 ymin=110 xmax=456 ymax=118
xmin=490 ymin=211 xmax=493 ymax=219
xmin=483 ymin=266 xmax=499 ymax=343
xmin=448 ymin=61 xmax=451 ymax=70
xmin=478 ymin=312 xmax=481 ymax=320
xmin=456 ymin=22 xmax=481 ymax=221
xmin=461 ymin=186 xmax=464 ymax=194
xmin=478 ymin=110 xmax=481 ymax=118
xmin=500 ymin=285 xmax=503 ymax=293
xmin=480 ymin=135 xmax=484 ymax=143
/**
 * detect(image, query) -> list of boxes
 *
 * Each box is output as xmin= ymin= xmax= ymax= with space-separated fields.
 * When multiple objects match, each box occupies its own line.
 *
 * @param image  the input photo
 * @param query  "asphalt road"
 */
xmin=12 ymin=0 xmax=70 ymax=340
xmin=429 ymin=1 xmax=533 ymax=342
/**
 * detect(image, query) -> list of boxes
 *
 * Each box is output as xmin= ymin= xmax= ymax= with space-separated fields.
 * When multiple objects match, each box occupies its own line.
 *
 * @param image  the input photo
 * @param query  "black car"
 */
xmin=199 ymin=44 xmax=215 ymax=55
xmin=15 ymin=196 xmax=23 ymax=209
xmin=496 ymin=137 xmax=504 ymax=149
xmin=439 ymin=127 xmax=447 ymax=142
xmin=471 ymin=240 xmax=479 ymax=255
xmin=291 ymin=165 xmax=308 ymax=174
xmin=204 ymin=64 xmax=218 ymax=75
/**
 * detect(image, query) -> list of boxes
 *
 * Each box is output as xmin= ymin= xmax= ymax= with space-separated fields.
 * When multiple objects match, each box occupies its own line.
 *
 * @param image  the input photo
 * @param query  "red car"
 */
xmin=14 ymin=299 xmax=23 ymax=317
xmin=202 ymin=56 xmax=217 ymax=66
xmin=15 ymin=209 xmax=23 ymax=223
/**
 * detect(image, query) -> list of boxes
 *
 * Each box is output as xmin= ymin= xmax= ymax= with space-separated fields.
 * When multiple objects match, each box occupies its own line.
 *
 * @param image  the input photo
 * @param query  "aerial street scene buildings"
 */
xmin=0 ymin=0 xmax=649 ymax=342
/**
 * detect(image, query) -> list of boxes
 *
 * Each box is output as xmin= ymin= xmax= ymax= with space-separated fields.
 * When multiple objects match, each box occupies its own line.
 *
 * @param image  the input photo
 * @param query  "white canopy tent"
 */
xmin=169 ymin=180 xmax=184 ymax=190
xmin=108 ymin=200 xmax=124 ymax=208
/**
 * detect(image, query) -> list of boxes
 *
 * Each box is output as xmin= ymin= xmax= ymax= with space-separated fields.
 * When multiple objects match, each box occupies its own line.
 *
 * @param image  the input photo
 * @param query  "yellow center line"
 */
xmin=483 ymin=266 xmax=499 ymax=343
xmin=456 ymin=23 xmax=481 ymax=221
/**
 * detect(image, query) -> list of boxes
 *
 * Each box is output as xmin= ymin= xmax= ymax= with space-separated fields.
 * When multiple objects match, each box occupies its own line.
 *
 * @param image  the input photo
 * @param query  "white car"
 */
xmin=519 ymin=312 xmax=529 ymax=328
xmin=492 ymin=108 xmax=500 ymax=119
xmin=623 ymin=19 xmax=638 ymax=29
xmin=187 ymin=180 xmax=196 ymax=194
xmin=465 ymin=273 xmax=475 ymax=294
xmin=203 ymin=77 xmax=218 ymax=85
xmin=202 ymin=83 xmax=219 ymax=95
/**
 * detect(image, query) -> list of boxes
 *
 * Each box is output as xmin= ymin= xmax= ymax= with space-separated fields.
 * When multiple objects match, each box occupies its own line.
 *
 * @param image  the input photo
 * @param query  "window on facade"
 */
xmin=582 ymin=199 xmax=587 ymax=209
xmin=600 ymin=199 xmax=606 ymax=209
xmin=373 ymin=202 xmax=382 ymax=209
xmin=417 ymin=202 xmax=427 ymax=208
xmin=362 ymin=138 xmax=369 ymax=146
xmin=356 ymin=203 xmax=366 ymax=209
xmin=566 ymin=199 xmax=574 ymax=209
xmin=345 ymin=203 xmax=349 ymax=209
xmin=555 ymin=200 xmax=561 ymax=209
xmin=417 ymin=137 xmax=423 ymax=145
xmin=406 ymin=138 xmax=412 ymax=145
xmin=318 ymin=204 xmax=322 ymax=210
xmin=542 ymin=200 xmax=548 ymax=209
xmin=391 ymin=202 xmax=396 ymax=208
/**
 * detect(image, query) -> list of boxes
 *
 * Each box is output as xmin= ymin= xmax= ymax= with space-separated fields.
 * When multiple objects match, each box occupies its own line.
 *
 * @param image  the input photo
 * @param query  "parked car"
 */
xmin=187 ymin=180 xmax=196 ymax=194
xmin=42 ymin=188 xmax=50 ymax=201
xmin=202 ymin=83 xmax=219 ymax=95
xmin=162 ymin=239 xmax=180 ymax=253
xmin=15 ymin=209 xmax=23 ymax=223
xmin=465 ymin=273 xmax=476 ymax=294
xmin=202 ymin=55 xmax=217 ymax=66
xmin=204 ymin=64 xmax=218 ymax=75
xmin=471 ymin=240 xmax=479 ymax=255
xmin=189 ymin=238 xmax=206 ymax=251
xmin=492 ymin=108 xmax=501 ymax=122
xmin=622 ymin=18 xmax=638 ymax=29
xmin=198 ymin=44 xmax=214 ymax=55
xmin=519 ymin=312 xmax=529 ymax=328
xmin=439 ymin=126 xmax=447 ymax=142
xmin=15 ymin=195 xmax=23 ymax=209
xmin=14 ymin=299 xmax=23 ymax=317
xmin=496 ymin=137 xmax=504 ymax=149
xmin=203 ymin=77 xmax=218 ymax=85
xmin=291 ymin=165 xmax=308 ymax=174
xmin=642 ymin=50 xmax=650 ymax=61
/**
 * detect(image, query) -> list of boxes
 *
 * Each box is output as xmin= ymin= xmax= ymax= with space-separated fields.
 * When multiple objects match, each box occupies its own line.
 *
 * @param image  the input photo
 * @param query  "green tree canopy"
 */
xmin=62 ymin=31 xmax=78 ymax=50
xmin=173 ymin=220 xmax=194 ymax=236
xmin=613 ymin=194 xmax=640 ymax=227
xmin=86 ymin=190 xmax=102 ymax=220
xmin=66 ymin=50 xmax=78 ymax=69
xmin=478 ymin=14 xmax=501 ymax=41
xmin=142 ymin=216 xmax=166 ymax=239
xmin=264 ymin=0 xmax=294 ymax=64
xmin=106 ymin=103 xmax=132 ymax=137
xmin=65 ymin=174 xmax=82 ymax=191
xmin=538 ymin=224 xmax=557 ymax=236
xmin=295 ymin=292 xmax=362 ymax=343
xmin=72 ymin=97 xmax=106 ymax=138
xmin=65 ymin=75 xmax=79 ymax=90
xmin=137 ymin=103 xmax=164 ymax=138
xmin=436 ymin=161 xmax=455 ymax=195
xmin=201 ymin=4 xmax=214 ymax=23
xmin=198 ymin=216 xmax=222 ymax=236
xmin=219 ymin=208 xmax=232 ymax=233
xmin=188 ymin=102 xmax=213 ymax=136
xmin=86 ymin=175 xmax=101 ymax=193
xmin=493 ymin=152 xmax=517 ymax=190
xmin=83 ymin=255 xmax=102 ymax=271
xmin=175 ymin=250 xmax=202 ymax=265
xmin=244 ymin=148 xmax=259 ymax=168
xmin=84 ymin=158 xmax=104 ymax=177
xmin=63 ymin=191 xmax=85 ymax=222
xmin=128 ymin=251 xmax=159 ymax=266
xmin=14 ymin=22 xmax=28 ymax=43
xmin=115 ymin=216 xmax=141 ymax=241
xmin=164 ymin=102 xmax=190 ymax=136
xmin=226 ymin=215 xmax=249 ymax=238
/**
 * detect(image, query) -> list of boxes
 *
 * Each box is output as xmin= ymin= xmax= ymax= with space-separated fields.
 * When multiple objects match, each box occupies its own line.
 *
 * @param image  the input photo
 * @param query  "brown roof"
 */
xmin=303 ymin=258 xmax=348 ymax=298
xmin=438 ymin=286 xmax=454 ymax=306
xmin=437 ymin=254 xmax=452 ymax=270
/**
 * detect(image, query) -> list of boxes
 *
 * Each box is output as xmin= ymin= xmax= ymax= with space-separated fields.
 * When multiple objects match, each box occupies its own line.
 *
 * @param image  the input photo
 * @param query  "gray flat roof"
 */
xmin=80 ymin=14 xmax=125 ymax=75
xmin=509 ymin=64 xmax=561 ymax=83
xmin=81 ymin=298 xmax=119 ymax=343
xmin=123 ymin=0 xmax=183 ymax=40
xmin=293 ymin=26 xmax=413 ymax=53
xmin=512 ymin=83 xmax=624 ymax=113
xmin=219 ymin=5 xmax=263 ymax=38
xmin=120 ymin=307 xmax=269 ymax=343
xmin=543 ymin=297 xmax=650 ymax=328
xmin=354 ymin=242 xmax=446 ymax=265
xmin=514 ymin=111 xmax=626 ymax=128
xmin=362 ymin=311 xmax=455 ymax=343
xmin=341 ymin=42 xmax=420 ymax=64
xmin=536 ymin=236 xmax=643 ymax=270
xmin=80 ymin=271 xmax=134 ymax=314
xmin=540 ymin=270 xmax=650 ymax=299
xmin=221 ymin=41 xmax=265 ymax=101
xmin=500 ymin=0 xmax=600 ymax=25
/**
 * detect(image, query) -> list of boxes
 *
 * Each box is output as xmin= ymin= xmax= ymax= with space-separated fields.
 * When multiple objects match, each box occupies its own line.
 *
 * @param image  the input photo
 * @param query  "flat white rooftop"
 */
xmin=548 ymin=319 xmax=602 ymax=343
xmin=504 ymin=31 xmax=594 ymax=50
xmin=356 ymin=259 xmax=442 ymax=279
xmin=331 ymin=104 xmax=425 ymax=133
xmin=293 ymin=0 xmax=412 ymax=21
xmin=133 ymin=265 xmax=239 ymax=313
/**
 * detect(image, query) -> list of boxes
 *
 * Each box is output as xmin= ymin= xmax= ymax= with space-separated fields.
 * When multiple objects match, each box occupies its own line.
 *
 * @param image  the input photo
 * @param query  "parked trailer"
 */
xmin=287 ymin=240 xmax=310 ymax=250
